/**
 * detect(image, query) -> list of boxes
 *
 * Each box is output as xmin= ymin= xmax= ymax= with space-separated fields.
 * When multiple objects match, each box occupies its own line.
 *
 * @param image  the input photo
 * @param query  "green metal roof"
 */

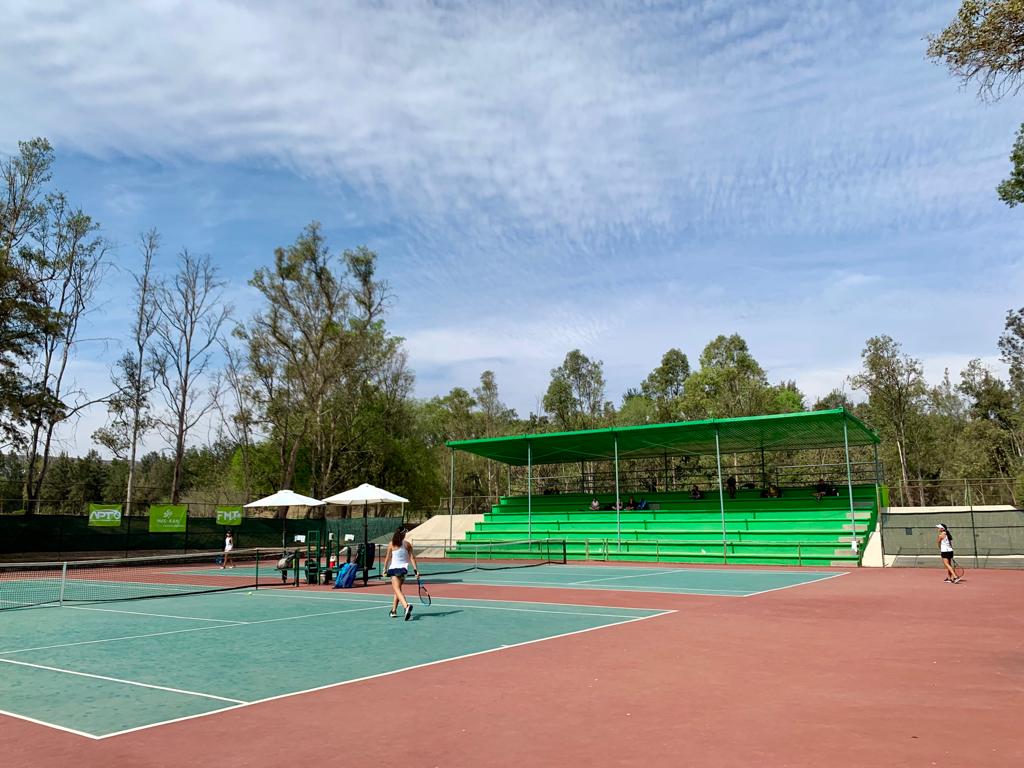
xmin=447 ymin=409 xmax=880 ymax=466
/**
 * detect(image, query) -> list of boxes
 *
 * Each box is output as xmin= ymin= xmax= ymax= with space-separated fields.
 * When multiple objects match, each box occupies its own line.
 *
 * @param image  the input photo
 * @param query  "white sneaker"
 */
xmin=404 ymin=604 xmax=413 ymax=621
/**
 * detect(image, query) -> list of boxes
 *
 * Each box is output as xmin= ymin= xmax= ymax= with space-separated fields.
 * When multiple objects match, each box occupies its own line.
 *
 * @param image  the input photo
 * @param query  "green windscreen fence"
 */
xmin=0 ymin=513 xmax=405 ymax=559
xmin=881 ymin=509 xmax=1024 ymax=569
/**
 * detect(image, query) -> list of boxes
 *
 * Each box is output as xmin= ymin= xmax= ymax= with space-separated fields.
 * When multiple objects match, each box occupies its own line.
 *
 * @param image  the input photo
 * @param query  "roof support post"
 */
xmin=613 ymin=434 xmax=621 ymax=550
xmin=715 ymin=427 xmax=726 ymax=561
xmin=507 ymin=464 xmax=511 ymax=498
xmin=449 ymin=448 xmax=456 ymax=549
xmin=873 ymin=442 xmax=884 ymax=567
xmin=527 ymin=441 xmax=533 ymax=542
xmin=843 ymin=416 xmax=857 ymax=556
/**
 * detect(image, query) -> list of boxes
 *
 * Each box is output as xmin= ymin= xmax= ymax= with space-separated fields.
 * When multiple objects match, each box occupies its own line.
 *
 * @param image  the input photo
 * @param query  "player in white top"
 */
xmin=222 ymin=530 xmax=234 ymax=569
xmin=382 ymin=527 xmax=419 ymax=620
xmin=936 ymin=523 xmax=959 ymax=583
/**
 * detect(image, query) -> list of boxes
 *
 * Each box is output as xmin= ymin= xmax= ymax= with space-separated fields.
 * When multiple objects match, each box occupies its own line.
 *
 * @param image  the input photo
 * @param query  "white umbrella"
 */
xmin=244 ymin=489 xmax=326 ymax=508
xmin=321 ymin=483 xmax=408 ymax=506
xmin=322 ymin=483 xmax=408 ymax=547
xmin=245 ymin=490 xmax=325 ymax=548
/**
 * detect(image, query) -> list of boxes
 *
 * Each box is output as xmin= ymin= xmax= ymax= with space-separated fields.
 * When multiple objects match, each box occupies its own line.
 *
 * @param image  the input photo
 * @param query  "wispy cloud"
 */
xmin=4 ymin=1 xmax=1024 ymax=446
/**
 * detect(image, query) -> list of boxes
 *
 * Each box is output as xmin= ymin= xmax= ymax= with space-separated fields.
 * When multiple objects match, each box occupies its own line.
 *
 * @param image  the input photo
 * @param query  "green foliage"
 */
xmin=640 ymin=348 xmax=690 ymax=421
xmin=927 ymin=1 xmax=1024 ymax=99
xmin=543 ymin=349 xmax=607 ymax=430
xmin=928 ymin=2 xmax=1024 ymax=204
xmin=997 ymin=123 xmax=1024 ymax=205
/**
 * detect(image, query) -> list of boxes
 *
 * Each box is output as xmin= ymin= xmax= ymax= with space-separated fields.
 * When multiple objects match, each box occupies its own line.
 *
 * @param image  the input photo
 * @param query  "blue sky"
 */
xmin=3 ymin=0 xmax=1023 ymax=454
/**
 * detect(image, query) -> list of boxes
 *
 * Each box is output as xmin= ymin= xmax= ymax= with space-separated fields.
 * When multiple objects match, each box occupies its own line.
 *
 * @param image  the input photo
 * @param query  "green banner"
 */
xmin=215 ymin=506 xmax=243 ymax=526
xmin=149 ymin=505 xmax=187 ymax=533
xmin=88 ymin=503 xmax=123 ymax=527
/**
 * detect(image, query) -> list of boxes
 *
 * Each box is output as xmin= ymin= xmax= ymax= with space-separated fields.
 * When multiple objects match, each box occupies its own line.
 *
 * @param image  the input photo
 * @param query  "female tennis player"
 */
xmin=222 ymin=530 xmax=234 ymax=569
xmin=936 ymin=523 xmax=959 ymax=583
xmin=383 ymin=527 xmax=420 ymax=620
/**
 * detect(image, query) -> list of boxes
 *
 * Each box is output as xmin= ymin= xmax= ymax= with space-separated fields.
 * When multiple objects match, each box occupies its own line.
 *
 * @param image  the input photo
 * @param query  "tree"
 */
xmin=152 ymin=250 xmax=230 ymax=503
xmin=640 ymin=348 xmax=690 ymax=421
xmin=93 ymin=230 xmax=160 ymax=511
xmin=21 ymin=193 xmax=108 ymax=509
xmin=681 ymin=334 xmax=774 ymax=418
xmin=241 ymin=223 xmax=408 ymax=498
xmin=542 ymin=350 xmax=607 ymax=430
xmin=473 ymin=370 xmax=517 ymax=499
xmin=0 ymin=138 xmax=59 ymax=449
xmin=927 ymin=1 xmax=1024 ymax=204
xmin=850 ymin=335 xmax=927 ymax=504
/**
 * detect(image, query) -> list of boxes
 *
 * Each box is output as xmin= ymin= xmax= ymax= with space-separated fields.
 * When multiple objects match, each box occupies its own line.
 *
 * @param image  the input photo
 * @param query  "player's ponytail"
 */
xmin=391 ymin=527 xmax=406 ymax=547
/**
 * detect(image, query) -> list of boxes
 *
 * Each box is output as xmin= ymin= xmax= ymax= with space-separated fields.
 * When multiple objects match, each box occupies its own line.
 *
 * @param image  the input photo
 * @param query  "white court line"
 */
xmin=66 ymin=605 xmax=248 ymax=624
xmin=0 ymin=605 xmax=382 ymax=655
xmin=252 ymin=589 xmax=672 ymax=613
xmin=95 ymin=608 xmax=676 ymax=740
xmin=569 ymin=569 xmax=697 ymax=585
xmin=0 ymin=707 xmax=101 ymax=740
xmin=741 ymin=570 xmax=848 ymax=597
xmin=402 ymin=576 xmax=756 ymax=594
xmin=0 ymin=658 xmax=246 ymax=704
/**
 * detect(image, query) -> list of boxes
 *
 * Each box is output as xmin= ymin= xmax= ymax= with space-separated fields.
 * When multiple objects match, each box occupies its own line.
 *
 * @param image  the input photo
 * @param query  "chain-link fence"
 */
xmin=881 ymin=508 xmax=1024 ymax=569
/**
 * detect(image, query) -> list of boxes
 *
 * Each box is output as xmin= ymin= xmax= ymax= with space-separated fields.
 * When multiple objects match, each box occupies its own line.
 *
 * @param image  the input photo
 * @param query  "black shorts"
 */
xmin=940 ymin=551 xmax=954 ymax=561
xmin=386 ymin=567 xmax=408 ymax=578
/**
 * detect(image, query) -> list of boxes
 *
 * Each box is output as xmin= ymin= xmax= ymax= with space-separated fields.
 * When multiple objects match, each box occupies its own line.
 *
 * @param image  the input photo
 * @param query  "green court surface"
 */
xmin=0 ymin=589 xmax=668 ymax=739
xmin=179 ymin=562 xmax=846 ymax=596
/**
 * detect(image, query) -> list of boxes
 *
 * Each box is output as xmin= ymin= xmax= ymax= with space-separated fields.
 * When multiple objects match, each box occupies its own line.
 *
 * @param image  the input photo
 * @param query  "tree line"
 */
xmin=3 ymin=138 xmax=1024 ymax=514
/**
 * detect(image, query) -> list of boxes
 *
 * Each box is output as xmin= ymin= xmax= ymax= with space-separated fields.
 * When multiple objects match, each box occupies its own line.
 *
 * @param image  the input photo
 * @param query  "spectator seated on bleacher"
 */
xmin=726 ymin=476 xmax=737 ymax=499
xmin=689 ymin=484 xmax=704 ymax=500
xmin=813 ymin=478 xmax=839 ymax=501
xmin=589 ymin=497 xmax=601 ymax=511
xmin=760 ymin=483 xmax=783 ymax=498
xmin=625 ymin=496 xmax=638 ymax=510
xmin=611 ymin=500 xmax=624 ymax=511
xmin=637 ymin=498 xmax=649 ymax=510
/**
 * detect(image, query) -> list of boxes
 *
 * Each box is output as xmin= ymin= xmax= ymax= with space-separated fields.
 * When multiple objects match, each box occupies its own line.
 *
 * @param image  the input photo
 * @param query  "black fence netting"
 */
xmin=881 ymin=509 xmax=1024 ymax=569
xmin=0 ymin=512 xmax=405 ymax=561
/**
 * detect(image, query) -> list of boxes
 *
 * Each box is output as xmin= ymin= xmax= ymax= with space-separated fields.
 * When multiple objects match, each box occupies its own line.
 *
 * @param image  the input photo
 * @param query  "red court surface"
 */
xmin=2 ymin=566 xmax=1021 ymax=768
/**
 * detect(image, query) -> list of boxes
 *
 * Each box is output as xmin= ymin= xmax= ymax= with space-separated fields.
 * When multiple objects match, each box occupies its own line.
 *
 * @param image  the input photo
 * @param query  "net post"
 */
xmin=59 ymin=561 xmax=67 ymax=607
xmin=255 ymin=549 xmax=259 ymax=591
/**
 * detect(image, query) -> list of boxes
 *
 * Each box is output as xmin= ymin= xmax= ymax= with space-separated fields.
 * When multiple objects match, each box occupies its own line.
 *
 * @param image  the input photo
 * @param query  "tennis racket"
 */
xmin=417 ymin=577 xmax=431 ymax=606
xmin=953 ymin=559 xmax=965 ymax=580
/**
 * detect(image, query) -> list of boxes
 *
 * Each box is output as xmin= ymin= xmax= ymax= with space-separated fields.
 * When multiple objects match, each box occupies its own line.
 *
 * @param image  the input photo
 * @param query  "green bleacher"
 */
xmin=445 ymin=409 xmax=883 ymax=568
xmin=450 ymin=485 xmax=878 ymax=566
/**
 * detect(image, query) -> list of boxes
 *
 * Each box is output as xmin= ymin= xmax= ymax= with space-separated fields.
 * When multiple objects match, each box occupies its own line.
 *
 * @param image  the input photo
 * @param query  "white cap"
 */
xmin=934 ymin=524 xmax=945 ymax=529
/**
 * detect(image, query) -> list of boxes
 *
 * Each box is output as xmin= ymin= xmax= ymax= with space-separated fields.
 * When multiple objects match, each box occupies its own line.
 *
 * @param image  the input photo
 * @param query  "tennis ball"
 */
xmin=247 ymin=591 xmax=253 ymax=596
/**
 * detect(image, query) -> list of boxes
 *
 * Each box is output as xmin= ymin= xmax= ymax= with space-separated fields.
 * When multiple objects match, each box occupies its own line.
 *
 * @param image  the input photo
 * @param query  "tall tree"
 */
xmin=93 ymin=230 xmax=160 ymax=512
xmin=850 ymin=335 xmax=927 ymax=504
xmin=241 ymin=223 xmax=406 ymax=497
xmin=681 ymin=334 xmax=774 ymax=418
xmin=0 ymin=138 xmax=59 ymax=450
xmin=640 ymin=348 xmax=690 ymax=421
xmin=152 ymin=250 xmax=230 ymax=503
xmin=542 ymin=349 xmax=607 ymax=431
xmin=22 ymin=193 xmax=108 ymax=509
xmin=927 ymin=1 xmax=1024 ymax=204
xmin=474 ymin=370 xmax=517 ymax=498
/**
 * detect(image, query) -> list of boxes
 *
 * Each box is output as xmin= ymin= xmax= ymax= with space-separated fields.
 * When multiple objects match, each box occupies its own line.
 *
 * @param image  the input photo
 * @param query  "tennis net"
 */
xmin=408 ymin=538 xmax=567 ymax=578
xmin=0 ymin=548 xmax=300 ymax=610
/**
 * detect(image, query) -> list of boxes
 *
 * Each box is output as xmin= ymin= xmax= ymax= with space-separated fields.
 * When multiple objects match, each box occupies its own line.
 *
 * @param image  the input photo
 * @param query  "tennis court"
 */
xmin=0 ymin=587 xmax=669 ymax=738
